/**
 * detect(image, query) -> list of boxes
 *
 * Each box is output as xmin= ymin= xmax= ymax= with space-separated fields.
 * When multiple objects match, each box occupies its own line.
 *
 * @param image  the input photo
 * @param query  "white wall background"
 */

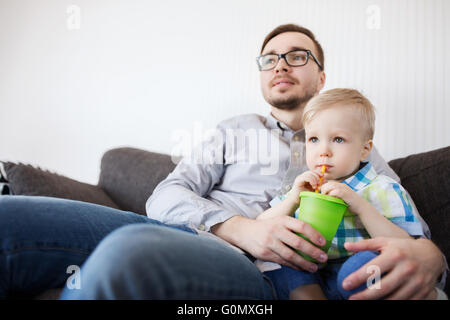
xmin=1 ymin=0 xmax=449 ymax=184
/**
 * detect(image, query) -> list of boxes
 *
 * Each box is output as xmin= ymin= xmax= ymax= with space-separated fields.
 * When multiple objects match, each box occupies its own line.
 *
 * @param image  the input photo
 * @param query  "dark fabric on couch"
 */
xmin=98 ymin=147 xmax=177 ymax=215
xmin=388 ymin=146 xmax=450 ymax=294
xmin=1 ymin=162 xmax=119 ymax=209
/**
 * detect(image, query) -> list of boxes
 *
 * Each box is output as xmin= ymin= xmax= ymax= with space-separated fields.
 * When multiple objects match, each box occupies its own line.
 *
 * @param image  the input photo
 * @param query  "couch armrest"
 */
xmin=0 ymin=161 xmax=119 ymax=209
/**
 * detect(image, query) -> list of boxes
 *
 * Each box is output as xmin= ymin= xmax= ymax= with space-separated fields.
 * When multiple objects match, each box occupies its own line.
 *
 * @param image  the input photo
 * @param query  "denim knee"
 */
xmin=337 ymin=251 xmax=379 ymax=299
xmin=84 ymin=223 xmax=181 ymax=271
xmin=61 ymin=223 xmax=273 ymax=299
xmin=0 ymin=195 xmax=16 ymax=214
xmin=61 ymin=224 xmax=190 ymax=299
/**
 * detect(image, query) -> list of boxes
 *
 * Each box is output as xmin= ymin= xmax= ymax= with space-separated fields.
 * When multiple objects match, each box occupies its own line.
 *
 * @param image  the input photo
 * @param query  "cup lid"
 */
xmin=299 ymin=191 xmax=348 ymax=206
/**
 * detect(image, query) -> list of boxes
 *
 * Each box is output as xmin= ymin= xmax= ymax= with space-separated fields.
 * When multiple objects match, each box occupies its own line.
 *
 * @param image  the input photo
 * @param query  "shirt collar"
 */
xmin=341 ymin=162 xmax=378 ymax=192
xmin=266 ymin=112 xmax=303 ymax=135
xmin=266 ymin=112 xmax=283 ymax=130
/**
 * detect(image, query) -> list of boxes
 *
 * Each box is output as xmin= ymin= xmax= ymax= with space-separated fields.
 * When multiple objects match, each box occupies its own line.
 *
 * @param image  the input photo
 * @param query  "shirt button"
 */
xmin=294 ymin=136 xmax=299 ymax=141
xmin=285 ymin=185 xmax=291 ymax=191
xmin=198 ymin=224 xmax=205 ymax=231
xmin=294 ymin=152 xmax=300 ymax=158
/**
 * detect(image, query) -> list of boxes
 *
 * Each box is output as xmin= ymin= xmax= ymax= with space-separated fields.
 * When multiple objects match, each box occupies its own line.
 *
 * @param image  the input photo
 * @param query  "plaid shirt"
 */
xmin=270 ymin=162 xmax=425 ymax=260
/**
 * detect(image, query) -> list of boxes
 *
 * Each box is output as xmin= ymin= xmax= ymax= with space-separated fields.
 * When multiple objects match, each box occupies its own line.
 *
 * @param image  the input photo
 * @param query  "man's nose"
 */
xmin=274 ymin=57 xmax=290 ymax=73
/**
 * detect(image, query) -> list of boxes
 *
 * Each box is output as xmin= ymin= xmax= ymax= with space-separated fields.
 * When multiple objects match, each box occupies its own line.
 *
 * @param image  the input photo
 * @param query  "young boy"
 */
xmin=257 ymin=88 xmax=425 ymax=300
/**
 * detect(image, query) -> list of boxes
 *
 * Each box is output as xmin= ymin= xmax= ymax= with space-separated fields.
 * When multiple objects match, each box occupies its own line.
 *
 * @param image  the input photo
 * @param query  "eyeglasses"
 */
xmin=256 ymin=49 xmax=323 ymax=71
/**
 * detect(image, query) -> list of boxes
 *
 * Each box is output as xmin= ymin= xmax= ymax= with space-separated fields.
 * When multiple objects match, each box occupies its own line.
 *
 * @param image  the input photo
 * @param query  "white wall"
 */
xmin=1 ymin=0 xmax=449 ymax=184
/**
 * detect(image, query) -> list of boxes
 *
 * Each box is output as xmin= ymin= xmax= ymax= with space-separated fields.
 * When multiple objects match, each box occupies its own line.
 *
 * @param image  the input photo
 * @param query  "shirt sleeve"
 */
xmin=268 ymin=192 xmax=303 ymax=218
xmin=268 ymin=194 xmax=284 ymax=208
xmin=145 ymin=123 xmax=238 ymax=232
xmin=362 ymin=180 xmax=425 ymax=237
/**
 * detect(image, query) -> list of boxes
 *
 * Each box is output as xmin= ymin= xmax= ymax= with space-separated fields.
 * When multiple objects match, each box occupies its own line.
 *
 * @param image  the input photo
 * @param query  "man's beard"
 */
xmin=267 ymin=89 xmax=316 ymax=111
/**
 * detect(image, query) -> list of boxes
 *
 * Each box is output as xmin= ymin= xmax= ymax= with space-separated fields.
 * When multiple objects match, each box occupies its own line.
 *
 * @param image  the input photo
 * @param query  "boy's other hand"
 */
xmin=320 ymin=181 xmax=364 ymax=213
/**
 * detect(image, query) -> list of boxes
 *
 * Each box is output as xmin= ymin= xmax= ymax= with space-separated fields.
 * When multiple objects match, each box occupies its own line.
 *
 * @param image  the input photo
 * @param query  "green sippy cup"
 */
xmin=296 ymin=191 xmax=348 ymax=263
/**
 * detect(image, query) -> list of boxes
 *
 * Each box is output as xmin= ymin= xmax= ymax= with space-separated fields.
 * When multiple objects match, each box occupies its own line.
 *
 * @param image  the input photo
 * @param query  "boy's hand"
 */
xmin=320 ymin=181 xmax=364 ymax=213
xmin=288 ymin=171 xmax=325 ymax=204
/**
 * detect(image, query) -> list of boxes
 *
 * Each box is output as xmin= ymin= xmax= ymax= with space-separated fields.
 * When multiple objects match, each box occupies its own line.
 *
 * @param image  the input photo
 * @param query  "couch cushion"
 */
xmin=1 ymin=162 xmax=119 ymax=209
xmin=98 ymin=147 xmax=177 ymax=215
xmin=388 ymin=146 xmax=450 ymax=293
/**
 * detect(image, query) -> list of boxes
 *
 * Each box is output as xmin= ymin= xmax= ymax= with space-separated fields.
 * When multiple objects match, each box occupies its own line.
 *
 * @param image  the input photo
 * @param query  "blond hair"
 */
xmin=302 ymin=88 xmax=376 ymax=140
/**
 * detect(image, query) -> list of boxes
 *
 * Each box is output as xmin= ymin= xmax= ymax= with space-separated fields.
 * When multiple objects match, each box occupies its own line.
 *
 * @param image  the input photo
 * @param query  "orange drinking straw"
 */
xmin=315 ymin=165 xmax=327 ymax=193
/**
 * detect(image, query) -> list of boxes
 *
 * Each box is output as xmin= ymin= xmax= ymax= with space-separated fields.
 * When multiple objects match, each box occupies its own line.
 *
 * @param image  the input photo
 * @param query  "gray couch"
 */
xmin=1 ymin=146 xmax=449 ymax=298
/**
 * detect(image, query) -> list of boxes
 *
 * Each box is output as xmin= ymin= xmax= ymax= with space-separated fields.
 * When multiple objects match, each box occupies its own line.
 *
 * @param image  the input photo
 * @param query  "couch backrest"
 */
xmin=98 ymin=147 xmax=177 ymax=215
xmin=389 ymin=146 xmax=450 ymax=293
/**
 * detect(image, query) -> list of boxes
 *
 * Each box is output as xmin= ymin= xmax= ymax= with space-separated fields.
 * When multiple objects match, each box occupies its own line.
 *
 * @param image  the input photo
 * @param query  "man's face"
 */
xmin=260 ymin=32 xmax=325 ymax=110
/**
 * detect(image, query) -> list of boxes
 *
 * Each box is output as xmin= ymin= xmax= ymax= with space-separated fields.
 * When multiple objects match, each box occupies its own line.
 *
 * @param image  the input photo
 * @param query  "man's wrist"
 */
xmin=211 ymin=215 xmax=248 ymax=246
xmin=413 ymin=238 xmax=447 ymax=293
xmin=416 ymin=238 xmax=446 ymax=276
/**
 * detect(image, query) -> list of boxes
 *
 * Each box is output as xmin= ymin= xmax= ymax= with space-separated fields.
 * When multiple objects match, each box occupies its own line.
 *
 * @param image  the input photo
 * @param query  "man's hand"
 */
xmin=211 ymin=215 xmax=329 ymax=272
xmin=342 ymin=237 xmax=445 ymax=300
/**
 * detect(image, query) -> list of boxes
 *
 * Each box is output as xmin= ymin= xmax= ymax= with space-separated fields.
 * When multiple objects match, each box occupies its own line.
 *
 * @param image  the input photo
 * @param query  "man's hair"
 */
xmin=260 ymin=24 xmax=325 ymax=71
xmin=302 ymin=88 xmax=376 ymax=140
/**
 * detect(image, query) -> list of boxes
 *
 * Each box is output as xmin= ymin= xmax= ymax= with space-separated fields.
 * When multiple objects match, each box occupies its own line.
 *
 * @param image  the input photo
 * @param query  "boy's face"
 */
xmin=305 ymin=105 xmax=372 ymax=181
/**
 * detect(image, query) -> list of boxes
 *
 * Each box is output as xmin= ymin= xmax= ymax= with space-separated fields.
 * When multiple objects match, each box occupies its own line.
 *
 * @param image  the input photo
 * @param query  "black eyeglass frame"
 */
xmin=256 ymin=49 xmax=323 ymax=71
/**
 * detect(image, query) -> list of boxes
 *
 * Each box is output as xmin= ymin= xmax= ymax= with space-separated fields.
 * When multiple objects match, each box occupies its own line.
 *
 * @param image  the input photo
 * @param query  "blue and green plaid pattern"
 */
xmin=270 ymin=162 xmax=424 ymax=260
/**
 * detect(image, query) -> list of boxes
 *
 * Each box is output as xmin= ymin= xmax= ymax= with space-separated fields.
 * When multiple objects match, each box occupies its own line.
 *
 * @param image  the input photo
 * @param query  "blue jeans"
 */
xmin=0 ymin=196 xmax=273 ymax=299
xmin=265 ymin=251 xmax=380 ymax=300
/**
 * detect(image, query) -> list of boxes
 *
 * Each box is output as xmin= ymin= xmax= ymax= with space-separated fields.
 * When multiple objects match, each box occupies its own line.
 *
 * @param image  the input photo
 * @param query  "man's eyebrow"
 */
xmin=263 ymin=46 xmax=308 ymax=55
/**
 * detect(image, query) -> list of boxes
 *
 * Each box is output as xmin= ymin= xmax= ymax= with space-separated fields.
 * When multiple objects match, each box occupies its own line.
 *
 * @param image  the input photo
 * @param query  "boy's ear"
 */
xmin=361 ymin=139 xmax=373 ymax=161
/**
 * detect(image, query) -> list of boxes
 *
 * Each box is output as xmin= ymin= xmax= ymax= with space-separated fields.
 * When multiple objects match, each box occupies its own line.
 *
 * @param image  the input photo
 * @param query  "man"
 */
xmin=59 ymin=24 xmax=447 ymax=299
